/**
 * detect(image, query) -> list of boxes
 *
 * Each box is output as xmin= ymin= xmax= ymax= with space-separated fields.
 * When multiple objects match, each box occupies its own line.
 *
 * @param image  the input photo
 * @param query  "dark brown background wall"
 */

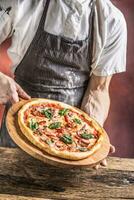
xmin=105 ymin=0 xmax=134 ymax=158
xmin=0 ymin=0 xmax=134 ymax=158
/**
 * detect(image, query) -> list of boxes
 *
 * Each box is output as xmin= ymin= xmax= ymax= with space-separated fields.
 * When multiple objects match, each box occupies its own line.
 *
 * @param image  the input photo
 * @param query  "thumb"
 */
xmin=16 ymin=83 xmax=31 ymax=100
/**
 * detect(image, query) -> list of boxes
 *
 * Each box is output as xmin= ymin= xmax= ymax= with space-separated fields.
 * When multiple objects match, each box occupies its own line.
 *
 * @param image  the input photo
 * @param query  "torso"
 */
xmin=1 ymin=0 xmax=124 ymax=73
xmin=14 ymin=0 xmax=95 ymax=107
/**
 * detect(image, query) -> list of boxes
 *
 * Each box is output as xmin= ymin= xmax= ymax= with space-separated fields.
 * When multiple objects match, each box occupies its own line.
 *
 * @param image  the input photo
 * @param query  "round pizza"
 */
xmin=18 ymin=99 xmax=105 ymax=160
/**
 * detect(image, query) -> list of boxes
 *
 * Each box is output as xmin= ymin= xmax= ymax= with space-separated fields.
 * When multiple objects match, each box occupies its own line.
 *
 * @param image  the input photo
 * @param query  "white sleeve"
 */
xmin=0 ymin=5 xmax=13 ymax=45
xmin=92 ymin=12 xmax=127 ymax=76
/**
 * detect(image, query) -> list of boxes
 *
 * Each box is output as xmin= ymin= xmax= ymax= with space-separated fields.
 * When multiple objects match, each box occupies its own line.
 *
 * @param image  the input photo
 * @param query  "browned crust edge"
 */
xmin=18 ymin=98 xmax=105 ymax=160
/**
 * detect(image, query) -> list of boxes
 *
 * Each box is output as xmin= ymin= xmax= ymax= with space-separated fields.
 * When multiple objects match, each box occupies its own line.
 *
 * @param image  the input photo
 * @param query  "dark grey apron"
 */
xmin=0 ymin=0 xmax=95 ymax=147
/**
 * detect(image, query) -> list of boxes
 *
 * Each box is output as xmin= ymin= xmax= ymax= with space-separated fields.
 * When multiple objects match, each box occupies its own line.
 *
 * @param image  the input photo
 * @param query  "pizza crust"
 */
xmin=18 ymin=98 xmax=105 ymax=160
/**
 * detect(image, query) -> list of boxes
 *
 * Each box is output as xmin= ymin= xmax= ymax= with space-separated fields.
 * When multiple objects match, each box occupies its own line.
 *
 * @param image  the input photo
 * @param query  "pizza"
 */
xmin=18 ymin=98 xmax=104 ymax=160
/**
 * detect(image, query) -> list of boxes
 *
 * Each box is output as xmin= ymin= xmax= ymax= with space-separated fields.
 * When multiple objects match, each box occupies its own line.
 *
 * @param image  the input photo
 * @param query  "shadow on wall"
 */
xmin=0 ymin=0 xmax=134 ymax=158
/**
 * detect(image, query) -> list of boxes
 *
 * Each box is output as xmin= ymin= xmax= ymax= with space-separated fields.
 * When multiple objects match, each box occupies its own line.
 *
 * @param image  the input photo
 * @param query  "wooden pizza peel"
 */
xmin=6 ymin=99 xmax=110 ymax=168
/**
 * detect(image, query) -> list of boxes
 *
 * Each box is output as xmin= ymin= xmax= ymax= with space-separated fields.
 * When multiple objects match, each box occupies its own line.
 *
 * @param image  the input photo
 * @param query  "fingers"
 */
xmin=100 ymin=159 xmax=107 ymax=167
xmin=0 ymin=74 xmax=30 ymax=104
xmin=93 ymin=164 xmax=100 ymax=170
xmin=8 ymin=80 xmax=30 ymax=104
xmin=109 ymin=145 xmax=115 ymax=154
xmin=9 ymin=80 xmax=19 ymax=104
xmin=93 ymin=159 xmax=107 ymax=170
xmin=93 ymin=144 xmax=115 ymax=170
xmin=16 ymin=83 xmax=31 ymax=100
xmin=10 ymin=90 xmax=19 ymax=104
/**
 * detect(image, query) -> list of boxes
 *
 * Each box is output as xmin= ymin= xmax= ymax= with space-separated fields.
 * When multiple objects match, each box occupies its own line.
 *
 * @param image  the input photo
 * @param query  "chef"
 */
xmin=0 ymin=0 xmax=127 ymax=169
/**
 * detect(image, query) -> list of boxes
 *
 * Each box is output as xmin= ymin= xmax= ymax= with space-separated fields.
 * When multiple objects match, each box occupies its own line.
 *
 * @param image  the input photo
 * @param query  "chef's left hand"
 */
xmin=93 ymin=144 xmax=115 ymax=170
xmin=80 ymin=74 xmax=114 ymax=169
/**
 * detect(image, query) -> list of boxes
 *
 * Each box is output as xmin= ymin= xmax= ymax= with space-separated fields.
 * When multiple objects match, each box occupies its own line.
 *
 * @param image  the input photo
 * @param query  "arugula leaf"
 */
xmin=79 ymin=147 xmax=88 ymax=152
xmin=58 ymin=108 xmax=68 ymax=116
xmin=60 ymin=134 xmax=73 ymax=144
xmin=73 ymin=118 xmax=81 ymax=124
xmin=45 ymin=139 xmax=53 ymax=145
xmin=48 ymin=122 xmax=61 ymax=129
xmin=41 ymin=108 xmax=52 ymax=120
xmin=29 ymin=119 xmax=39 ymax=130
xmin=80 ymin=132 xmax=94 ymax=139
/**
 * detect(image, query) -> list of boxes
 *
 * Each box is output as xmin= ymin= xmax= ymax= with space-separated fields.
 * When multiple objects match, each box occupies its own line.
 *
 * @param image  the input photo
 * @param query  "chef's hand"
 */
xmin=0 ymin=72 xmax=31 ymax=104
xmin=93 ymin=145 xmax=115 ymax=169
xmin=81 ymin=74 xmax=115 ymax=169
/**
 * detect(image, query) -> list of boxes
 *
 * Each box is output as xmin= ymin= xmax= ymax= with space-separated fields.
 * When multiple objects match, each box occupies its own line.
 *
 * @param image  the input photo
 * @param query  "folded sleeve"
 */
xmin=0 ymin=5 xmax=13 ymax=45
xmin=92 ymin=12 xmax=127 ymax=76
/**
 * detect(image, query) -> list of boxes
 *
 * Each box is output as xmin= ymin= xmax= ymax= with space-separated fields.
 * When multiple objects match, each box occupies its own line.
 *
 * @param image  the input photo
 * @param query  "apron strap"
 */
xmin=27 ymin=0 xmax=50 ymax=47
xmin=88 ymin=0 xmax=96 ymax=38
xmin=88 ymin=0 xmax=96 ymax=66
xmin=39 ymin=0 xmax=51 ymax=31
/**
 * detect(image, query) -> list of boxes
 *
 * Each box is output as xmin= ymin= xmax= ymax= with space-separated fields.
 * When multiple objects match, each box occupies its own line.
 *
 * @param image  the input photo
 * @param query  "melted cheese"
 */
xmin=24 ymin=103 xmax=98 ymax=152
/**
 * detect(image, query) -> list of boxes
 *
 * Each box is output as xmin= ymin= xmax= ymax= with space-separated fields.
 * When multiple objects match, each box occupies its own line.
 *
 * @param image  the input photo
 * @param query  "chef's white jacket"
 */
xmin=0 ymin=0 xmax=127 ymax=76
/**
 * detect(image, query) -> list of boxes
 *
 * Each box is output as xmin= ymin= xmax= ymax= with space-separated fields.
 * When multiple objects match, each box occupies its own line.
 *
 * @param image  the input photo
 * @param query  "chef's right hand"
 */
xmin=0 ymin=72 xmax=31 ymax=104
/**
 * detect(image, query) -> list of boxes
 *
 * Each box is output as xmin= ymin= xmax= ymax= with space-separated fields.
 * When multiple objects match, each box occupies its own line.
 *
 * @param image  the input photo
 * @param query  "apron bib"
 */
xmin=0 ymin=0 xmax=95 ymax=147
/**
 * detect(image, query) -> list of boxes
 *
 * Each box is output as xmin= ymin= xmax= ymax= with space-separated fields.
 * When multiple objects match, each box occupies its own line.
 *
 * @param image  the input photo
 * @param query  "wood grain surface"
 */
xmin=6 ymin=99 xmax=110 ymax=168
xmin=0 ymin=147 xmax=134 ymax=200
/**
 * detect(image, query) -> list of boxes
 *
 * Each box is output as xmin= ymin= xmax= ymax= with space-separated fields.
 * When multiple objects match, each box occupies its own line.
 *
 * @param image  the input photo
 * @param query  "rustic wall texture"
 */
xmin=105 ymin=0 xmax=134 ymax=158
xmin=0 ymin=0 xmax=134 ymax=158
